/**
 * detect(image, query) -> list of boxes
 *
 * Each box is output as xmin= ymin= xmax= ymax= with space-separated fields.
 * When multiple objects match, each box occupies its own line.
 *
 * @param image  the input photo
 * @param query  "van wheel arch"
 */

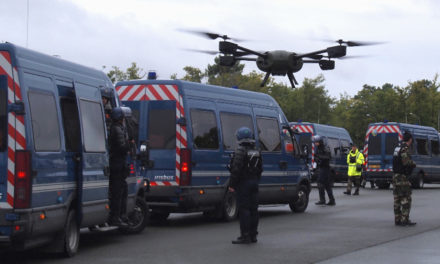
xmin=411 ymin=171 xmax=424 ymax=189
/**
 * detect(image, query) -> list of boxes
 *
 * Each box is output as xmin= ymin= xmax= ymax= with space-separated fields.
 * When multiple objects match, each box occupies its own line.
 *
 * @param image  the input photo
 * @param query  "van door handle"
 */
xmin=279 ymin=161 xmax=288 ymax=170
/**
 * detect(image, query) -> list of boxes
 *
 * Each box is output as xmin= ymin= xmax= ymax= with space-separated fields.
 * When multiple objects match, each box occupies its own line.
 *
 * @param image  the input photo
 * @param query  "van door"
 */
xmin=74 ymin=82 xmax=109 ymax=223
xmin=429 ymin=136 xmax=440 ymax=181
xmin=414 ymin=136 xmax=430 ymax=180
xmin=0 ymin=75 xmax=7 ymax=206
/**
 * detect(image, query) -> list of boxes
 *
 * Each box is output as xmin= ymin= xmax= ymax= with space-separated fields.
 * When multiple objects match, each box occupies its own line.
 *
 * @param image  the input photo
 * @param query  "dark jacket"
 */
xmin=315 ymin=144 xmax=331 ymax=168
xmin=109 ymin=121 xmax=129 ymax=162
xmin=229 ymin=139 xmax=263 ymax=189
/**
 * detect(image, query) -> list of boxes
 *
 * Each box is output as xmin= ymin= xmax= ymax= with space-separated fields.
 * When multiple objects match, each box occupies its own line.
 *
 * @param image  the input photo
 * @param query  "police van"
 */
xmin=0 ymin=43 xmax=148 ymax=256
xmin=364 ymin=122 xmax=440 ymax=189
xmin=289 ymin=122 xmax=353 ymax=182
xmin=116 ymin=79 xmax=311 ymax=221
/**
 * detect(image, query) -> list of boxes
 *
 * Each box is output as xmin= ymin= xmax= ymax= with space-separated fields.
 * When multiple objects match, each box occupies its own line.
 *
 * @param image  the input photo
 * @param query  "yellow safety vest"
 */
xmin=347 ymin=149 xmax=364 ymax=176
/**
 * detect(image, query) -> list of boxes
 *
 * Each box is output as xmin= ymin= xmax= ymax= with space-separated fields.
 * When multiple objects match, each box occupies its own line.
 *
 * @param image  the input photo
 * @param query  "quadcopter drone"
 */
xmin=183 ymin=30 xmax=382 ymax=88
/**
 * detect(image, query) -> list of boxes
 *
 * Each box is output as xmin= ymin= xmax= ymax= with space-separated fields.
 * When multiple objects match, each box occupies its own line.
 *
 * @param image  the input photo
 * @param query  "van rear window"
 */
xmin=148 ymin=103 xmax=176 ymax=149
xmin=0 ymin=75 xmax=6 ymax=152
xmin=368 ymin=134 xmax=381 ymax=155
xmin=220 ymin=112 xmax=253 ymax=150
xmin=385 ymin=134 xmax=399 ymax=155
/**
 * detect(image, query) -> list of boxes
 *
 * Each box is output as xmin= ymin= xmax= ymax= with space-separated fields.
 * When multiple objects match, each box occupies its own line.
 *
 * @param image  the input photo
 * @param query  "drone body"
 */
xmin=182 ymin=30 xmax=380 ymax=88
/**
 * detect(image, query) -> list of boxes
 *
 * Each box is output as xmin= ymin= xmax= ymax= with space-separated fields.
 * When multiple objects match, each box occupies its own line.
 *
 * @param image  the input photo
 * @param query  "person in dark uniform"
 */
xmin=392 ymin=131 xmax=417 ymax=226
xmin=313 ymin=135 xmax=335 ymax=206
xmin=108 ymin=107 xmax=129 ymax=227
xmin=229 ymin=127 xmax=263 ymax=244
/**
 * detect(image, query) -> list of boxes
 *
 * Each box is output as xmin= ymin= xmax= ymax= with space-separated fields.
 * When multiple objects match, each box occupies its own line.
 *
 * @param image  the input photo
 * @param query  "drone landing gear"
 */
xmin=287 ymin=72 xmax=298 ymax=88
xmin=260 ymin=72 xmax=271 ymax=87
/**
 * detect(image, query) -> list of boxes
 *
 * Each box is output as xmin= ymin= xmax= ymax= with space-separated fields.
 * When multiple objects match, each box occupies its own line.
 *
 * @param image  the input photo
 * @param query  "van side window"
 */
xmin=327 ymin=138 xmax=340 ymax=157
xmin=79 ymin=99 xmax=106 ymax=152
xmin=341 ymin=139 xmax=351 ymax=154
xmin=431 ymin=139 xmax=439 ymax=156
xmin=28 ymin=91 xmax=61 ymax=152
xmin=416 ymin=138 xmax=428 ymax=155
xmin=368 ymin=135 xmax=381 ymax=155
xmin=220 ymin=112 xmax=253 ymax=150
xmin=60 ymin=98 xmax=81 ymax=152
xmin=385 ymin=134 xmax=399 ymax=155
xmin=0 ymin=75 xmax=6 ymax=152
xmin=256 ymin=117 xmax=281 ymax=152
xmin=191 ymin=109 xmax=219 ymax=150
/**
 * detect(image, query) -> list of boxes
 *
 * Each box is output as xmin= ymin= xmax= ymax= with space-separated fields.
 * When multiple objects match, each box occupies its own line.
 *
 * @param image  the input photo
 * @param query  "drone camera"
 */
xmin=326 ymin=45 xmax=347 ymax=58
xmin=219 ymin=41 xmax=238 ymax=54
xmin=219 ymin=55 xmax=236 ymax=67
xmin=319 ymin=60 xmax=335 ymax=70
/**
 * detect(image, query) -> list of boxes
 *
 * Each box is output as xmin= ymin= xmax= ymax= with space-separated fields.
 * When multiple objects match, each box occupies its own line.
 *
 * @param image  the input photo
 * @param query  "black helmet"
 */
xmin=403 ymin=131 xmax=413 ymax=142
xmin=311 ymin=135 xmax=323 ymax=143
xmin=111 ymin=107 xmax=124 ymax=121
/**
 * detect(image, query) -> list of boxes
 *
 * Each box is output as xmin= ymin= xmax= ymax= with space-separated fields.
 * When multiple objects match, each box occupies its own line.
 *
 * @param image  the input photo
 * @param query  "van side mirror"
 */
xmin=177 ymin=117 xmax=186 ymax=126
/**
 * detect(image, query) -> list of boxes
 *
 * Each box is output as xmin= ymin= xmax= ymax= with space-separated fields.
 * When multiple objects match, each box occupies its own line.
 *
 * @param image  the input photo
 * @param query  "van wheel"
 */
xmin=120 ymin=197 xmax=149 ymax=234
xmin=63 ymin=210 xmax=80 ymax=257
xmin=289 ymin=185 xmax=309 ymax=213
xmin=222 ymin=191 xmax=238 ymax=221
xmin=411 ymin=173 xmax=424 ymax=189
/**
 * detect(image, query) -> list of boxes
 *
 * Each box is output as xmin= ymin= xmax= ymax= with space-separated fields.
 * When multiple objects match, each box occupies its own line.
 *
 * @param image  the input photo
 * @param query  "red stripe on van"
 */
xmin=148 ymin=86 xmax=164 ymax=101
xmin=159 ymin=84 xmax=177 ymax=101
xmin=118 ymin=85 xmax=133 ymax=101
xmin=176 ymin=132 xmax=187 ymax=147
xmin=128 ymin=85 xmax=145 ymax=101
xmin=0 ymin=51 xmax=12 ymax=64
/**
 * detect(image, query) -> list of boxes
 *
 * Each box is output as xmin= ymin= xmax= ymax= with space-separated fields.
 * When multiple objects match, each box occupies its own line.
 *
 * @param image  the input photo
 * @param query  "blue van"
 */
xmin=289 ymin=122 xmax=353 ymax=182
xmin=364 ymin=122 xmax=440 ymax=189
xmin=116 ymin=80 xmax=311 ymax=221
xmin=0 ymin=43 xmax=148 ymax=256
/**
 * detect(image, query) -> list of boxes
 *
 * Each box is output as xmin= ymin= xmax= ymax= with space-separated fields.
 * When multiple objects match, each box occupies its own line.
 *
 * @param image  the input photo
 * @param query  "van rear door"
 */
xmin=0 ymin=75 xmax=7 ymax=207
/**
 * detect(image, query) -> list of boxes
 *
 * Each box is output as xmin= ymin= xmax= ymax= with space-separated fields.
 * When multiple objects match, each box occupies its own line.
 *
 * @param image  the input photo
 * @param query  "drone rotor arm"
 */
xmin=260 ymin=72 xmax=271 ymax=87
xmin=296 ymin=49 xmax=328 ymax=59
xmin=236 ymin=45 xmax=266 ymax=58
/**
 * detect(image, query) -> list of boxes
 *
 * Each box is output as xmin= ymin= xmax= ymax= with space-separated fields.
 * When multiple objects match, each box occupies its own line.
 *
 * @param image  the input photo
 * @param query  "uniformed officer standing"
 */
xmin=313 ymin=135 xmax=336 ymax=206
xmin=229 ymin=127 xmax=263 ymax=244
xmin=392 ymin=132 xmax=417 ymax=226
xmin=108 ymin=107 xmax=130 ymax=227
xmin=344 ymin=144 xmax=364 ymax=195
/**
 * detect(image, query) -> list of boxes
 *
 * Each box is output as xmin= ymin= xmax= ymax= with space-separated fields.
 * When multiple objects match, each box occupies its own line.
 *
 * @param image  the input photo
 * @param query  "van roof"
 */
xmin=290 ymin=122 xmax=351 ymax=139
xmin=367 ymin=122 xmax=438 ymax=133
xmin=1 ymin=42 xmax=112 ymax=87
xmin=116 ymin=79 xmax=281 ymax=109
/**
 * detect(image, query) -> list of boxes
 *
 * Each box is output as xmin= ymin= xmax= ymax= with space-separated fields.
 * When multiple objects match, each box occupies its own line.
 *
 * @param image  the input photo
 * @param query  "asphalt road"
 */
xmin=3 ymin=184 xmax=440 ymax=264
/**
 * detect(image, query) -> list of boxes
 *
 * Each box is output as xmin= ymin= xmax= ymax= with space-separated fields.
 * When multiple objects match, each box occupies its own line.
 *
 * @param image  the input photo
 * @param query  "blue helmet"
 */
xmin=236 ymin=127 xmax=253 ymax=141
xmin=111 ymin=107 xmax=124 ymax=121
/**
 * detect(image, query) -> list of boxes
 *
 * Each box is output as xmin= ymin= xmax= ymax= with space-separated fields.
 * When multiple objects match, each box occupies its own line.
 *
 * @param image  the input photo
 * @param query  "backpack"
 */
xmin=392 ymin=146 xmax=404 ymax=173
xmin=245 ymin=149 xmax=262 ymax=176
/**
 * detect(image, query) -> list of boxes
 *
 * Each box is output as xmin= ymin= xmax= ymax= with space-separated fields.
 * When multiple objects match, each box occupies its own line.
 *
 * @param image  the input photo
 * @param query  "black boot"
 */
xmin=315 ymin=200 xmax=326 ymax=205
xmin=353 ymin=189 xmax=359 ymax=196
xmin=232 ymin=235 xmax=251 ymax=244
xmin=326 ymin=199 xmax=336 ymax=206
xmin=343 ymin=190 xmax=351 ymax=195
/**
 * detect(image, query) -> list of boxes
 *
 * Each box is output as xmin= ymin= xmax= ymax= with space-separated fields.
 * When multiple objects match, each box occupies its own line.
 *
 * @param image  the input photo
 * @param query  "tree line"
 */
xmin=105 ymin=59 xmax=440 ymax=146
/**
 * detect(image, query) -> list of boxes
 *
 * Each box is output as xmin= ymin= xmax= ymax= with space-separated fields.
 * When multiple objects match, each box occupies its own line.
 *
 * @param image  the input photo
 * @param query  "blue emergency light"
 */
xmin=147 ymin=71 xmax=157 ymax=80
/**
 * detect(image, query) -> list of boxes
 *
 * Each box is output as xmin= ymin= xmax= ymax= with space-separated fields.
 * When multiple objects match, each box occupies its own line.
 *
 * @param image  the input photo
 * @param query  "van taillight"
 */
xmin=14 ymin=151 xmax=31 ymax=209
xmin=180 ymin=148 xmax=191 ymax=186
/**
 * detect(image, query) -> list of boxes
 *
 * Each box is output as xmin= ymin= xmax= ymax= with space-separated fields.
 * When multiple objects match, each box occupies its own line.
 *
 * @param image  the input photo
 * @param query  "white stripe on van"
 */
xmin=32 ymin=180 xmax=110 ymax=193
xmin=0 ymin=54 xmax=13 ymax=78
xmin=0 ymin=202 xmax=12 ymax=209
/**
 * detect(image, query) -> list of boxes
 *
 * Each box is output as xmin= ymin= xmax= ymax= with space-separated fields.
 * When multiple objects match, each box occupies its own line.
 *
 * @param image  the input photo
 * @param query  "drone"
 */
xmin=182 ymin=30 xmax=382 ymax=88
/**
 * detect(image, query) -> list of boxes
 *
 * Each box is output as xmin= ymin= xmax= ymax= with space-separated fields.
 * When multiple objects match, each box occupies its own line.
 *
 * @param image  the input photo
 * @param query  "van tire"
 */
xmin=221 ymin=191 xmax=238 ymax=221
xmin=289 ymin=185 xmax=309 ymax=213
xmin=120 ymin=197 xmax=149 ymax=234
xmin=63 ymin=210 xmax=80 ymax=257
xmin=411 ymin=173 xmax=424 ymax=189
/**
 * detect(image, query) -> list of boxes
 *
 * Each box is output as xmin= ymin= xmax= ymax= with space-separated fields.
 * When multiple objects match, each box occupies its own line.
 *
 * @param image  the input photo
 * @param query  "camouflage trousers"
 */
xmin=393 ymin=174 xmax=412 ymax=223
xmin=347 ymin=176 xmax=361 ymax=192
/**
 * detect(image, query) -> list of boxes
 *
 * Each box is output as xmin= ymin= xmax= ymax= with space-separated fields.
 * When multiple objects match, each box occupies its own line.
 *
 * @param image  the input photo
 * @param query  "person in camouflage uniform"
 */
xmin=392 ymin=132 xmax=417 ymax=226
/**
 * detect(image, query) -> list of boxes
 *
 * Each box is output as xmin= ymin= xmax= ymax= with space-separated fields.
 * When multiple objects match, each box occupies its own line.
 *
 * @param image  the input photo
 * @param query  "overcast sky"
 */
xmin=1 ymin=0 xmax=440 ymax=97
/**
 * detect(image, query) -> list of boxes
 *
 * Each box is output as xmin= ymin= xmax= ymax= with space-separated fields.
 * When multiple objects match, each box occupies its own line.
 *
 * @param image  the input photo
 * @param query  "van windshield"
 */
xmin=0 ymin=75 xmax=6 ymax=152
xmin=368 ymin=134 xmax=381 ymax=155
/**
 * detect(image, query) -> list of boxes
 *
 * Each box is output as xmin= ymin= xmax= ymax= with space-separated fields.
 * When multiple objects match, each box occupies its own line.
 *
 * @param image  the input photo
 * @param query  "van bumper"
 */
xmin=365 ymin=171 xmax=393 ymax=182
xmin=145 ymin=185 xmax=224 ymax=213
xmin=0 ymin=209 xmax=32 ymax=249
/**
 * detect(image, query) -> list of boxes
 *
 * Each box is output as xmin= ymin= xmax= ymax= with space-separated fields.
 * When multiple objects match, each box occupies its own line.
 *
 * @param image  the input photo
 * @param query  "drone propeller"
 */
xmin=178 ymin=29 xmax=245 ymax=42
xmin=335 ymin=39 xmax=385 ymax=47
xmin=183 ymin=48 xmax=219 ymax=55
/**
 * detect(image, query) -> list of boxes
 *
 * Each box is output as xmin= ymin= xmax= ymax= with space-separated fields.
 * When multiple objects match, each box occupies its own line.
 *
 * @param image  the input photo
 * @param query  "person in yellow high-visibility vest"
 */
xmin=344 ymin=143 xmax=365 ymax=195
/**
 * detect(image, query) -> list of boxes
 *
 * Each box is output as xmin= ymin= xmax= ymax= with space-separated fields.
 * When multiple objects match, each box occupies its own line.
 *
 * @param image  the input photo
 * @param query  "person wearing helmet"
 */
xmin=229 ymin=127 xmax=263 ymax=244
xmin=312 ymin=135 xmax=336 ymax=206
xmin=108 ymin=107 xmax=130 ymax=227
xmin=392 ymin=131 xmax=416 ymax=226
